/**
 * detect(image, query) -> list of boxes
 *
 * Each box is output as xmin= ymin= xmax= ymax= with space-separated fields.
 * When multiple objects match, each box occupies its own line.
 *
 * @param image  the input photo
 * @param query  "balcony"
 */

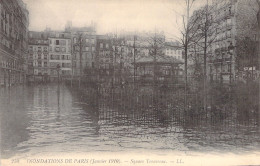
xmin=214 ymin=59 xmax=223 ymax=63
xmin=0 ymin=42 xmax=15 ymax=55
xmin=224 ymin=57 xmax=231 ymax=62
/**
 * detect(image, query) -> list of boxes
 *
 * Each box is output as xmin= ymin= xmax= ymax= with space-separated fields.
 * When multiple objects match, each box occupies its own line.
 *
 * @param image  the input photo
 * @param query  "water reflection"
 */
xmin=0 ymin=84 xmax=259 ymax=159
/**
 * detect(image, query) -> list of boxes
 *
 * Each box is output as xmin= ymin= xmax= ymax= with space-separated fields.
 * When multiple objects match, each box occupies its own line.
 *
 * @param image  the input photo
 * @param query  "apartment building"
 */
xmin=48 ymin=31 xmax=72 ymax=81
xmin=96 ymin=35 xmax=113 ymax=78
xmin=188 ymin=0 xmax=259 ymax=83
xmin=0 ymin=0 xmax=29 ymax=86
xmin=164 ymin=41 xmax=183 ymax=61
xmin=28 ymin=31 xmax=49 ymax=82
xmin=65 ymin=22 xmax=97 ymax=77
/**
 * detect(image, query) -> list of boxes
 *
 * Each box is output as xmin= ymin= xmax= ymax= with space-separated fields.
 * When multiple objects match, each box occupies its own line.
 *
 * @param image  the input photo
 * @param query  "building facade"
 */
xmin=0 ymin=0 xmax=29 ymax=86
xmin=188 ymin=0 xmax=259 ymax=84
xmin=28 ymin=31 xmax=49 ymax=82
xmin=48 ymin=31 xmax=72 ymax=81
xmin=164 ymin=41 xmax=183 ymax=61
xmin=65 ymin=22 xmax=97 ymax=77
xmin=96 ymin=35 xmax=113 ymax=84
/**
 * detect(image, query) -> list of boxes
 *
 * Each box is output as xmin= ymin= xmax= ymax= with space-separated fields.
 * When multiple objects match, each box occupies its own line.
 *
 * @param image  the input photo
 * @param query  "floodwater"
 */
xmin=1 ymin=84 xmax=260 ymax=159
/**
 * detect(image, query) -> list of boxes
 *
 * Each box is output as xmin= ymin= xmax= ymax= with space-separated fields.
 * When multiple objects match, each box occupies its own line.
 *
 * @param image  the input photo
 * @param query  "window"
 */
xmin=227 ymin=19 xmax=232 ymax=26
xmin=106 ymin=44 xmax=109 ymax=49
xmin=56 ymin=40 xmax=59 ymax=45
xmin=100 ymin=43 xmax=103 ymax=48
xmin=85 ymin=47 xmax=89 ymax=51
xmin=49 ymin=40 xmax=52 ymax=44
xmin=73 ymin=38 xmax=77 ymax=44
xmin=62 ymin=47 xmax=66 ymax=52
xmin=227 ymin=30 xmax=231 ymax=38
xmin=44 ymin=54 xmax=47 ymax=59
xmin=49 ymin=46 xmax=52 ymax=52
xmin=60 ymin=40 xmax=66 ymax=45
xmin=38 ymin=61 xmax=42 ymax=67
xmin=91 ymin=39 xmax=95 ymax=44
xmin=92 ymin=47 xmax=95 ymax=51
xmin=44 ymin=62 xmax=47 ymax=67
xmin=164 ymin=69 xmax=169 ymax=75
xmin=55 ymin=47 xmax=60 ymax=52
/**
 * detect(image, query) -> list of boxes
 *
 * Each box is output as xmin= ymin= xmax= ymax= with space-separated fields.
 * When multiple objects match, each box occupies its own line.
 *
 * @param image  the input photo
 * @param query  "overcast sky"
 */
xmin=23 ymin=0 xmax=207 ymax=39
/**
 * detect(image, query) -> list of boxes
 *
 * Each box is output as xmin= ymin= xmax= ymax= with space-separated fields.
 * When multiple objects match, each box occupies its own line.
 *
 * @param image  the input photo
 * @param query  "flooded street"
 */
xmin=1 ymin=84 xmax=260 ymax=159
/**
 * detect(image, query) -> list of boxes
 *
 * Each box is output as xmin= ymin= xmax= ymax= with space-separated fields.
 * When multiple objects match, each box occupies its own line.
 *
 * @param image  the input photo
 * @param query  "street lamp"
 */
xmin=56 ymin=64 xmax=60 ymax=84
xmin=228 ymin=42 xmax=235 ymax=84
xmin=9 ymin=69 xmax=11 ymax=87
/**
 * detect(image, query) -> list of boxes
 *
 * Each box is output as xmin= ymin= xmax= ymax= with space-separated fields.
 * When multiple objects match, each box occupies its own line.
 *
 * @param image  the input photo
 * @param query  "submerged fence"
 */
xmin=66 ymin=79 xmax=259 ymax=128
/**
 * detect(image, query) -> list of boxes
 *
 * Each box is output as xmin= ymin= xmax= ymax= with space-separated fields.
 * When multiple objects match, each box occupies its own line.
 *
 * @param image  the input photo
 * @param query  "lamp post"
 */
xmin=133 ymin=35 xmax=137 ymax=88
xmin=8 ymin=69 xmax=11 ymax=87
xmin=221 ymin=49 xmax=224 ymax=84
xmin=71 ymin=61 xmax=73 ymax=88
xmin=228 ymin=42 xmax=234 ymax=84
xmin=56 ymin=64 xmax=60 ymax=85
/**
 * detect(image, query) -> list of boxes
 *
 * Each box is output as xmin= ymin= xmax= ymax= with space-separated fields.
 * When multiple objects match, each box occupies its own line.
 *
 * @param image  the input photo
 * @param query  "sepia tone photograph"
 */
xmin=0 ymin=0 xmax=260 ymax=165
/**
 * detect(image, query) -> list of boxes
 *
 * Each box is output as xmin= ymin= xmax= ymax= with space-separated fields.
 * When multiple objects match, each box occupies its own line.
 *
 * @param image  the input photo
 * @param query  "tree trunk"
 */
xmin=203 ymin=35 xmax=207 ymax=112
xmin=256 ymin=0 xmax=260 ymax=130
xmin=204 ymin=1 xmax=209 ymax=113
xmin=184 ymin=45 xmax=188 ymax=111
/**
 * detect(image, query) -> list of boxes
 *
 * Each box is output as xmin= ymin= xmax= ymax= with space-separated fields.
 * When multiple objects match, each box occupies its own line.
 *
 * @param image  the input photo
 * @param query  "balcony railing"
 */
xmin=224 ymin=57 xmax=231 ymax=62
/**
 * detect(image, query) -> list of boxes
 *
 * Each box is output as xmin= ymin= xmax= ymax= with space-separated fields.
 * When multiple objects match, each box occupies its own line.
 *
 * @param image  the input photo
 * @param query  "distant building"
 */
xmin=96 ymin=35 xmax=113 ymax=83
xmin=0 ymin=0 xmax=29 ymax=86
xmin=66 ymin=24 xmax=97 ymax=77
xmin=164 ymin=41 xmax=183 ymax=61
xmin=47 ymin=31 xmax=72 ymax=81
xmin=188 ymin=0 xmax=259 ymax=84
xmin=28 ymin=31 xmax=49 ymax=82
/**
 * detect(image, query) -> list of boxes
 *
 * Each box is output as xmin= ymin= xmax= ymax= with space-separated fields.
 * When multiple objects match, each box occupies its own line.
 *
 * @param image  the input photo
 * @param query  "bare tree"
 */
xmin=146 ymin=31 xmax=165 ymax=88
xmin=72 ymin=32 xmax=84 ymax=87
xmin=171 ymin=0 xmax=199 ymax=110
xmin=256 ymin=0 xmax=260 ymax=120
xmin=188 ymin=0 xmax=221 ymax=111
